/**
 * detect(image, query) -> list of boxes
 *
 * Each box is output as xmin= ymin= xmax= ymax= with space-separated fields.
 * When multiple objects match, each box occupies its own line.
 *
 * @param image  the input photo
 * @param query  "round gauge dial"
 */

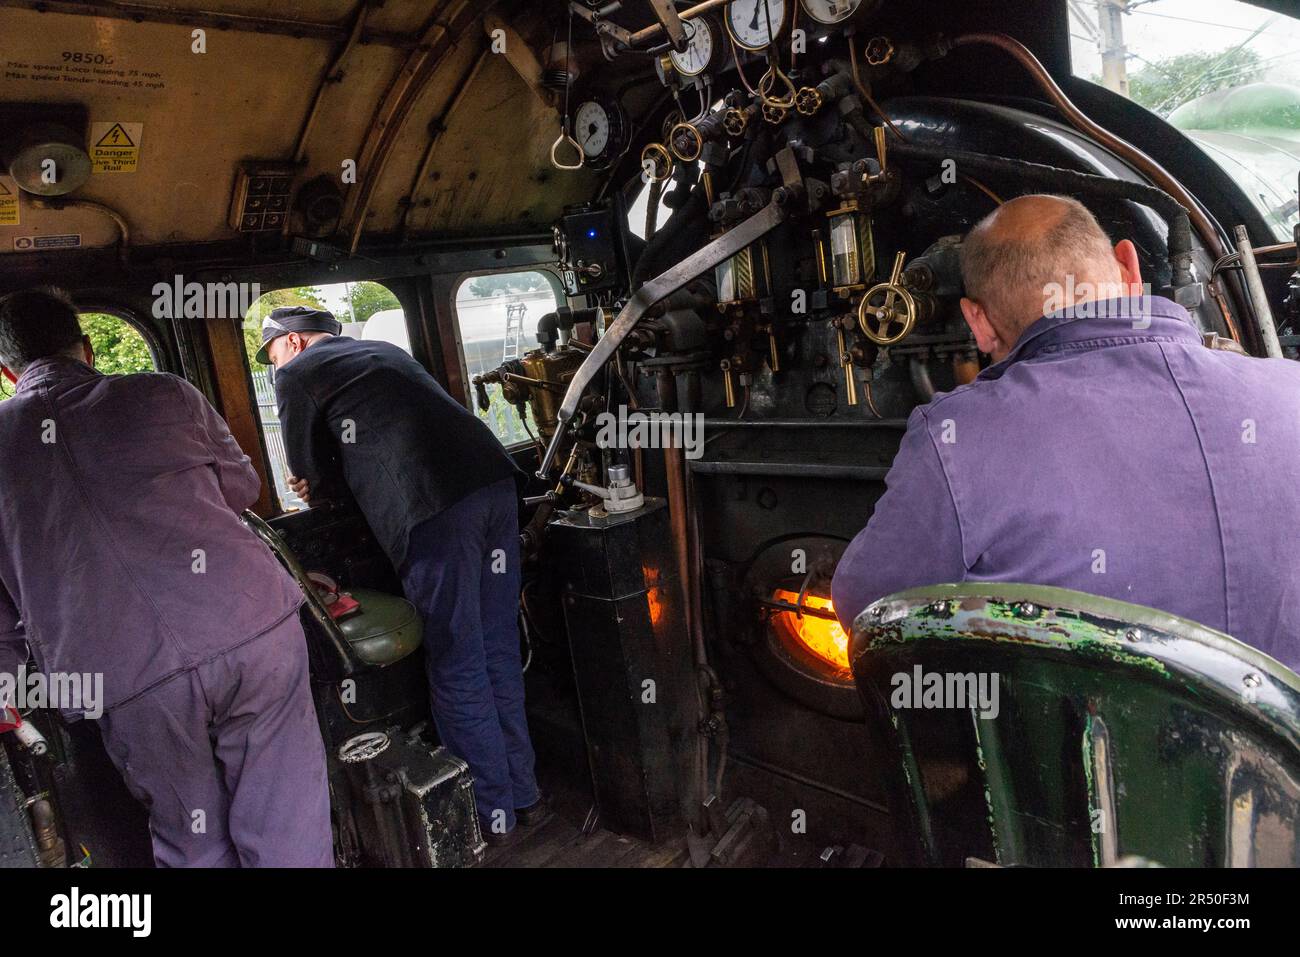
xmin=800 ymin=0 xmax=861 ymax=24
xmin=575 ymin=100 xmax=612 ymax=158
xmin=726 ymin=0 xmax=787 ymax=52
xmin=669 ymin=17 xmax=716 ymax=77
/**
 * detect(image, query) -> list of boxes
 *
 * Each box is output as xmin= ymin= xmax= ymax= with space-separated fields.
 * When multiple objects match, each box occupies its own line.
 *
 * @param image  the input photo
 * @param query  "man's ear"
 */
xmin=80 ymin=334 xmax=95 ymax=368
xmin=1 ymin=365 xmax=15 ymax=385
xmin=960 ymin=297 xmax=1003 ymax=357
xmin=1114 ymin=239 xmax=1143 ymax=295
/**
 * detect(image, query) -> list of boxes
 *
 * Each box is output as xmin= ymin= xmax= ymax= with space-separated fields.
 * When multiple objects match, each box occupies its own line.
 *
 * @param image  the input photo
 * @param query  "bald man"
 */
xmin=832 ymin=194 xmax=1300 ymax=670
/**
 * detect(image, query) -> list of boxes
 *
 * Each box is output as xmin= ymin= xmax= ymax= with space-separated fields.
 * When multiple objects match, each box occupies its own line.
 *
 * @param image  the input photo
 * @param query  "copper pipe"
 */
xmin=951 ymin=32 xmax=1240 ymax=340
xmin=628 ymin=0 xmax=731 ymax=47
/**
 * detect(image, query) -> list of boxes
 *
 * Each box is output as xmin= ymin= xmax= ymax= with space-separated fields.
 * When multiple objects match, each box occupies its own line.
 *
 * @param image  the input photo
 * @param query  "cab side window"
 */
xmin=0 ymin=310 xmax=155 ymax=404
xmin=242 ymin=281 xmax=411 ymax=510
xmin=453 ymin=270 xmax=560 ymax=448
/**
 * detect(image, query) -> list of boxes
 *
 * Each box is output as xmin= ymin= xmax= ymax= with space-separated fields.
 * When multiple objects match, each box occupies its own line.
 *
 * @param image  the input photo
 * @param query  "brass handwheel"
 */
xmin=640 ymin=142 xmax=674 ymax=183
xmin=668 ymin=122 xmax=704 ymax=162
xmin=857 ymin=251 xmax=917 ymax=345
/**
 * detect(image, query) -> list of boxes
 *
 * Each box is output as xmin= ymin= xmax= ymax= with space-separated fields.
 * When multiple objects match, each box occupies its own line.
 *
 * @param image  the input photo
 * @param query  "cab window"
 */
xmin=242 ymin=281 xmax=410 ymax=510
xmin=453 ymin=270 xmax=560 ymax=448
xmin=1069 ymin=0 xmax=1300 ymax=240
xmin=0 ymin=310 xmax=154 ymax=404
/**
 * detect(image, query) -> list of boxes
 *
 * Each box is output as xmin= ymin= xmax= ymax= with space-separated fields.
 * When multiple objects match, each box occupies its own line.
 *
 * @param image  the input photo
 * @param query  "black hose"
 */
xmin=890 ymin=141 xmax=1194 ymax=292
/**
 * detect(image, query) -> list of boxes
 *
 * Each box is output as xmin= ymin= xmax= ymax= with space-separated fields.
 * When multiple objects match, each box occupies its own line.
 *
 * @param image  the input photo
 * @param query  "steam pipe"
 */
xmin=948 ymin=32 xmax=1240 ymax=340
xmin=1235 ymin=225 xmax=1283 ymax=359
xmin=889 ymin=141 xmax=1194 ymax=293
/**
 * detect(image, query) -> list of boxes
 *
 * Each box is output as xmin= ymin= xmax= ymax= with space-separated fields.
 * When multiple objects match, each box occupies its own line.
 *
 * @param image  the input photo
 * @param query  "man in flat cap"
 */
xmin=258 ymin=305 xmax=544 ymax=844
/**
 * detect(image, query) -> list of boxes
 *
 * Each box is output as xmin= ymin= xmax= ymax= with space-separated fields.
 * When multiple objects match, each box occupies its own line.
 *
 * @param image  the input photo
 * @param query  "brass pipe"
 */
xmin=628 ymin=0 xmax=731 ymax=47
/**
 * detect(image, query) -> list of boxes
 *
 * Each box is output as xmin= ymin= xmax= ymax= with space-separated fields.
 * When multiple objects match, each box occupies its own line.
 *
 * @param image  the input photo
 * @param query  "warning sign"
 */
xmin=89 ymin=122 xmax=143 ymax=173
xmin=0 ymin=178 xmax=18 ymax=227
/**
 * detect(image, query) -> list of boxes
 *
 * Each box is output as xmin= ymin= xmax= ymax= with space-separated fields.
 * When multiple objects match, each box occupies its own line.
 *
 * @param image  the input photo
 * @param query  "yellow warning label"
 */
xmin=0 ymin=178 xmax=18 ymax=227
xmin=89 ymin=122 xmax=143 ymax=173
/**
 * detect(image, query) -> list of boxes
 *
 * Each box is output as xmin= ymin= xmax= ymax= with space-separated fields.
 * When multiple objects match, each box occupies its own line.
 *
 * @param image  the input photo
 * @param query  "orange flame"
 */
xmin=771 ymin=588 xmax=850 ymax=672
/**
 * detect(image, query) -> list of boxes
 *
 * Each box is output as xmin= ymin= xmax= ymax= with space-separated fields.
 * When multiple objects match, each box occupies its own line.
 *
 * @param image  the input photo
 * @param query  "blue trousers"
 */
xmin=96 ymin=616 xmax=334 ymax=867
xmin=400 ymin=478 xmax=539 ymax=832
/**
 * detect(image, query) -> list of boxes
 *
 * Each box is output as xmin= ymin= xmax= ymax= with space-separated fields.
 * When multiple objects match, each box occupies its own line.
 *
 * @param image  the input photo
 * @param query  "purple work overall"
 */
xmin=833 ymin=296 xmax=1300 ymax=673
xmin=0 ymin=358 xmax=333 ymax=866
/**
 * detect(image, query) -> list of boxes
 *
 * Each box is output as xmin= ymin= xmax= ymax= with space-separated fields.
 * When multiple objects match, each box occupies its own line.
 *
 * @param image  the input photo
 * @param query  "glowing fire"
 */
xmin=771 ymin=588 xmax=850 ymax=673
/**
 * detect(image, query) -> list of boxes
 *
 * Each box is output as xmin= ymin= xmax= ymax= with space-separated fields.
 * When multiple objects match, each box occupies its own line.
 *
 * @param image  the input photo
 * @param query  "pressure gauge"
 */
xmin=573 ymin=99 xmax=626 ymax=170
xmin=800 ymin=0 xmax=862 ymax=24
xmin=669 ymin=17 xmax=718 ymax=77
xmin=725 ymin=0 xmax=787 ymax=52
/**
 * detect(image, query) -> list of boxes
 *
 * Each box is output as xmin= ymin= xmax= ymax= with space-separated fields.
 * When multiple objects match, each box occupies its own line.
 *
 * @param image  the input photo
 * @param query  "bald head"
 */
xmin=959 ymin=195 xmax=1142 ymax=361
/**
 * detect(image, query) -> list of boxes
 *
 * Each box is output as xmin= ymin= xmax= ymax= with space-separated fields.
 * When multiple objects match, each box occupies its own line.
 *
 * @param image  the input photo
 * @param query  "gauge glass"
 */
xmin=726 ymin=0 xmax=787 ymax=52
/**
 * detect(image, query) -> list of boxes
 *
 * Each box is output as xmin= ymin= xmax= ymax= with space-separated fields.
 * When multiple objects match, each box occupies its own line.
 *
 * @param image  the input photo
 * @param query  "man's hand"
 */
xmin=288 ymin=475 xmax=313 ymax=505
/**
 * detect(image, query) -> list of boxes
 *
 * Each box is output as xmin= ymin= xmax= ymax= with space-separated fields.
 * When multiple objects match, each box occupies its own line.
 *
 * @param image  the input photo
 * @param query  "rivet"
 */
xmin=1243 ymin=672 xmax=1262 ymax=688
xmin=1125 ymin=629 xmax=1142 ymax=642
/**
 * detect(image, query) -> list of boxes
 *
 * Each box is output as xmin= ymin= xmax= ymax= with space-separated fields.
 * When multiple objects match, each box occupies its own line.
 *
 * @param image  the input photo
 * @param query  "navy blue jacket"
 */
xmin=274 ymin=337 xmax=521 ymax=569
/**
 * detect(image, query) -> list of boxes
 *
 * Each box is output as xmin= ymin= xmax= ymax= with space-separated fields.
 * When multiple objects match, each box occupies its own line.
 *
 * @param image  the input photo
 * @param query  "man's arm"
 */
xmin=831 ymin=408 xmax=968 ymax=631
xmin=0 ymin=580 xmax=28 ymax=711
xmin=274 ymin=365 xmax=342 ymax=505
xmin=175 ymin=376 xmax=261 ymax=512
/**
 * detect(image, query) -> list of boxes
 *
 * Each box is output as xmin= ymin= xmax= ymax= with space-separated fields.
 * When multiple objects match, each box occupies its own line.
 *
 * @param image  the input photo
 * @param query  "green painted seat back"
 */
xmin=849 ymin=584 xmax=1300 ymax=867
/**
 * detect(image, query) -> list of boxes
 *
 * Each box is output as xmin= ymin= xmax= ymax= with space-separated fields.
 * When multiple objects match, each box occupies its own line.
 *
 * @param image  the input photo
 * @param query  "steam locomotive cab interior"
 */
xmin=2 ymin=0 xmax=1298 ymax=869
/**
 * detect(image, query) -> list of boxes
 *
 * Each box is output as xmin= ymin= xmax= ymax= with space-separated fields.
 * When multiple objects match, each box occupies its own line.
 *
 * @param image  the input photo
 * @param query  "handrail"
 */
xmin=241 ymin=510 xmax=359 ymax=676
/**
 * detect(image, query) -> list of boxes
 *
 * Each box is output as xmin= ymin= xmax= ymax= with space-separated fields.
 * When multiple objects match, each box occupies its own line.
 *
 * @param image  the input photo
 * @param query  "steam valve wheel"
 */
xmin=640 ymin=142 xmax=674 ymax=183
xmin=865 ymin=36 xmax=895 ymax=66
xmin=668 ymin=122 xmax=704 ymax=162
xmin=762 ymin=102 xmax=789 ymax=125
xmin=723 ymin=108 xmax=749 ymax=137
xmin=795 ymin=87 xmax=824 ymax=115
xmin=858 ymin=281 xmax=917 ymax=345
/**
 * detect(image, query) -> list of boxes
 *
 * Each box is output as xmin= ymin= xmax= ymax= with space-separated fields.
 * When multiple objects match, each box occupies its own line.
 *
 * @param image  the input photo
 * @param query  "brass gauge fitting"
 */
xmin=858 ymin=251 xmax=918 ymax=345
xmin=640 ymin=142 xmax=674 ymax=183
xmin=795 ymin=87 xmax=825 ymax=116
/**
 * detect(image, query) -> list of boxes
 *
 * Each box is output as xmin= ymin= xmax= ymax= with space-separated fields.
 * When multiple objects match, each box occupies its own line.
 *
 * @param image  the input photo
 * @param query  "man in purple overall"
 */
xmin=832 ymin=195 xmax=1300 ymax=672
xmin=258 ymin=306 xmax=542 ymax=844
xmin=0 ymin=288 xmax=333 ymax=866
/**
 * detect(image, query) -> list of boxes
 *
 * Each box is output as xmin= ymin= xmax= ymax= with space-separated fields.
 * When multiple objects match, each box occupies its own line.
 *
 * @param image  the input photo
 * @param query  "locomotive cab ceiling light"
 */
xmin=5 ymin=122 xmax=92 ymax=197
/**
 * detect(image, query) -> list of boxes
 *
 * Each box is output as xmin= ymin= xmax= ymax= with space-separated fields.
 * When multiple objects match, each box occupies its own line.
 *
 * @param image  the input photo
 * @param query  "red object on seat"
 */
xmin=0 ymin=707 xmax=22 ymax=733
xmin=306 ymin=572 xmax=362 ymax=620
